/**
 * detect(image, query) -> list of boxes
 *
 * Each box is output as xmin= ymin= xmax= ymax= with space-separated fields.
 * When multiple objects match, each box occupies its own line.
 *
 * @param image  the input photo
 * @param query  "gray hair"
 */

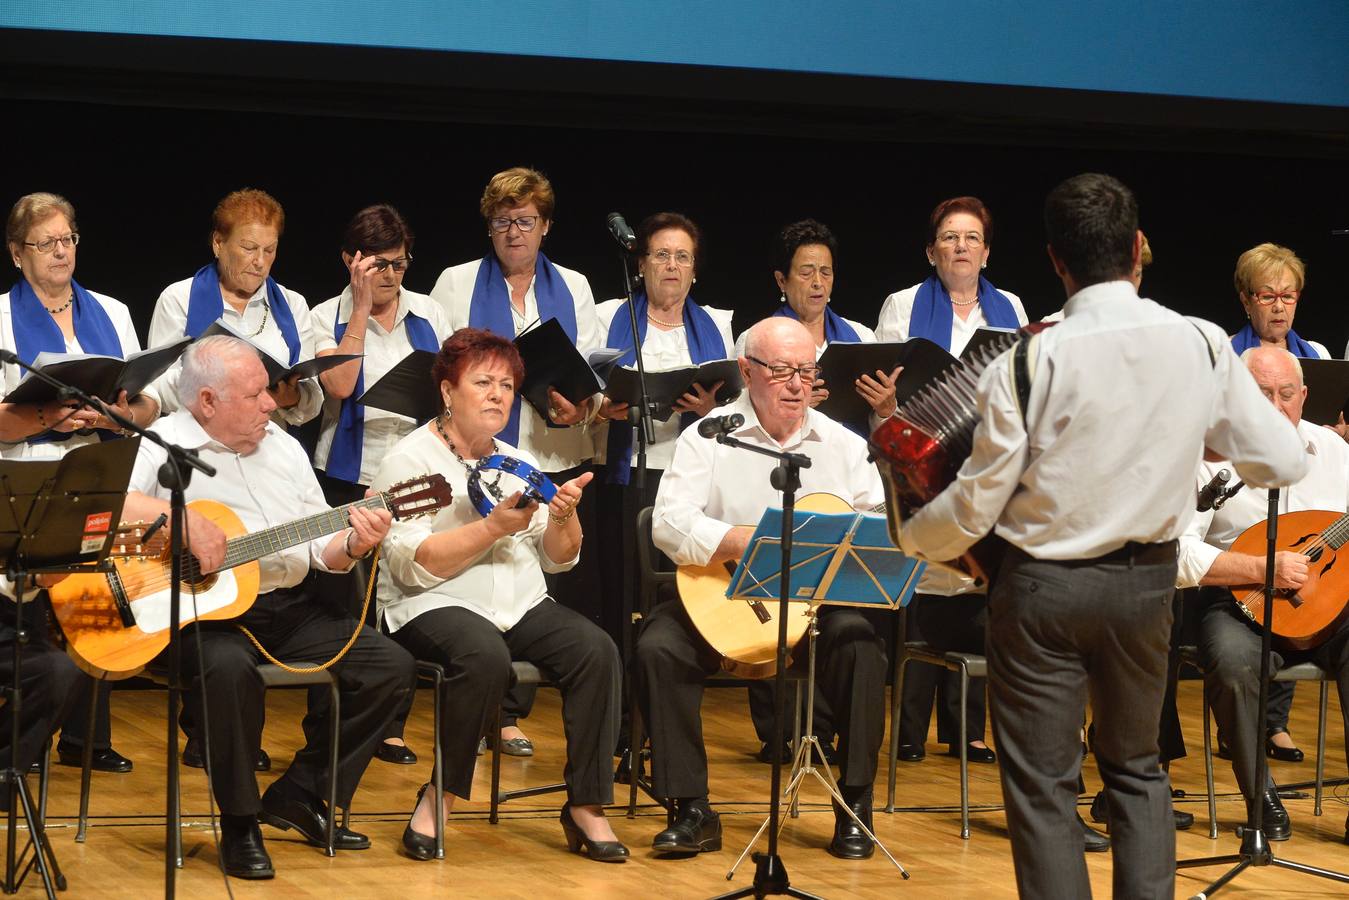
xmin=180 ymin=335 xmax=260 ymax=410
xmin=1239 ymin=345 xmax=1304 ymax=386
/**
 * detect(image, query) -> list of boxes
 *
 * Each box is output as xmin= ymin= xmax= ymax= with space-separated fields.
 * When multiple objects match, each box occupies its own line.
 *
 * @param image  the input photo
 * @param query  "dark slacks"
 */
xmin=898 ymin=591 xmax=989 ymax=747
xmin=988 ymin=549 xmax=1177 ymax=900
xmin=1197 ymin=588 xmax=1349 ymax=800
xmin=57 ymin=680 xmax=113 ymax=751
xmin=179 ymin=584 xmax=415 ymax=816
xmin=747 ymin=680 xmax=834 ymax=746
xmin=390 ymin=599 xmax=621 ymax=804
xmin=0 ymin=598 xmax=84 ymax=781
xmin=636 ymin=598 xmax=886 ymax=800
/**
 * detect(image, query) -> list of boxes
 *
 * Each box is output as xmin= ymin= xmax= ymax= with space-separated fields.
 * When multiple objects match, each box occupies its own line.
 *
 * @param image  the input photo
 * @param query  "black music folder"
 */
xmin=1300 ymin=358 xmax=1349 ymax=426
xmin=4 ymin=337 xmax=192 ymax=405
xmin=604 ymin=359 xmax=743 ymax=421
xmin=817 ymin=339 xmax=972 ymax=426
xmin=198 ymin=320 xmax=360 ymax=387
xmin=514 ymin=318 xmax=624 ymax=419
xmin=356 ymin=349 xmax=439 ymax=423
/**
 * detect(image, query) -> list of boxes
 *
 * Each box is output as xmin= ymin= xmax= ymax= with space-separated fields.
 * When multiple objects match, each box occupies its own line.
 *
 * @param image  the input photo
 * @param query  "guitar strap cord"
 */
xmin=233 ymin=547 xmax=382 ymax=674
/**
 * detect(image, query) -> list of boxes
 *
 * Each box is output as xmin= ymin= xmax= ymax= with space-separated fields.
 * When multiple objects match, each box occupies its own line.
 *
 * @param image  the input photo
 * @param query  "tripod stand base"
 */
xmin=1177 ymin=824 xmax=1349 ymax=899
xmin=710 ymin=853 xmax=825 ymax=900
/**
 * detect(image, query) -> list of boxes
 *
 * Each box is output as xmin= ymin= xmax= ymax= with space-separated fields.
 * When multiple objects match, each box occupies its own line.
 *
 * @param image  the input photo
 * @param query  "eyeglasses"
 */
xmin=936 ymin=231 xmax=984 ymax=248
xmin=793 ymin=264 xmax=833 ymax=279
xmin=746 ymin=355 xmax=821 ymax=384
xmin=648 ymin=249 xmax=694 ymax=267
xmin=488 ymin=215 xmax=540 ymax=233
xmin=1250 ymin=290 xmax=1299 ymax=306
xmin=369 ymin=255 xmax=412 ymax=273
xmin=23 ymin=233 xmax=80 ymax=253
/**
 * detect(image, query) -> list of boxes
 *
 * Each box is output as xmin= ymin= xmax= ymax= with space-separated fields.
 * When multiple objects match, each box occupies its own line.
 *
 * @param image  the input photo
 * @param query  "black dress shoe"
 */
xmin=220 ymin=816 xmax=274 ymax=879
xmin=259 ymin=784 xmax=370 ymax=850
xmin=57 ymin=743 xmax=133 ymax=774
xmin=560 ymin=803 xmax=629 ymax=862
xmin=1078 ymin=814 xmax=1110 ymax=852
xmin=255 ymin=748 xmax=271 ymax=772
xmin=486 ymin=734 xmax=534 ymax=757
xmin=375 ymin=742 xmax=418 ymax=765
xmin=182 ymin=738 xmax=269 ymax=771
xmin=1174 ymin=808 xmax=1195 ymax=830
xmin=1244 ymin=787 xmax=1291 ymax=841
xmin=828 ymin=793 xmax=874 ymax=860
xmin=401 ymin=783 xmax=438 ymax=861
xmin=946 ymin=743 xmax=996 ymax=764
xmin=652 ymin=802 xmax=722 ymax=854
xmin=756 ymin=742 xmax=792 ymax=764
xmin=1091 ymin=790 xmax=1194 ymax=832
xmin=897 ymin=744 xmax=925 ymax=762
xmin=1265 ymin=730 xmax=1304 ymax=763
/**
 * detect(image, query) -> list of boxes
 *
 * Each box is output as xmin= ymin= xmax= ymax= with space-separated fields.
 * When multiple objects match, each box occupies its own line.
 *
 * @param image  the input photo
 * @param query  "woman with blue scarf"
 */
xmin=2 ymin=192 xmax=157 ymax=778
xmin=877 ymin=196 xmax=1025 ymax=771
xmin=148 ymin=188 xmax=321 ymax=427
xmin=429 ymin=167 xmax=603 ymax=757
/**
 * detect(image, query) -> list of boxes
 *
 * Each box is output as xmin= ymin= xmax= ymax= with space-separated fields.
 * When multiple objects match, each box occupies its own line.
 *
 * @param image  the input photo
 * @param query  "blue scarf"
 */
xmin=185 ymin=263 xmax=302 ymax=364
xmin=1230 ymin=322 xmax=1320 ymax=359
xmin=325 ymin=300 xmax=442 ymax=485
xmin=907 ymin=275 xmax=1020 ymax=351
xmin=771 ymin=301 xmax=862 ymax=344
xmin=467 ymin=251 xmax=577 ymax=446
xmin=604 ymin=293 xmax=727 ymax=484
xmin=9 ymin=277 xmax=124 ymax=443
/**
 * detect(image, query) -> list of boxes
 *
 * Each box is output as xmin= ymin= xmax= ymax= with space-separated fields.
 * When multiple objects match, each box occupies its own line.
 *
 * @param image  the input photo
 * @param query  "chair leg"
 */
xmin=1202 ymin=692 xmax=1217 ymax=839
xmin=38 ymin=742 xmax=50 ymax=827
xmin=887 ymin=656 xmax=912 ymax=814
xmin=958 ymin=662 xmax=971 ymax=840
xmin=489 ymin=706 xmax=502 ymax=825
xmin=432 ymin=669 xmax=445 ymax=859
xmin=1315 ymin=680 xmax=1328 ymax=816
xmin=325 ymin=681 xmax=339 ymax=857
xmin=77 ymin=680 xmax=100 ymax=843
xmin=627 ymin=702 xmax=643 ymax=819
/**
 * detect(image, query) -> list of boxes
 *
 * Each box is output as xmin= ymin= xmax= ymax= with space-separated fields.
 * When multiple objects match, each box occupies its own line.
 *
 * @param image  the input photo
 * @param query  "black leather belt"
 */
xmin=1069 ymin=539 xmax=1178 ymax=568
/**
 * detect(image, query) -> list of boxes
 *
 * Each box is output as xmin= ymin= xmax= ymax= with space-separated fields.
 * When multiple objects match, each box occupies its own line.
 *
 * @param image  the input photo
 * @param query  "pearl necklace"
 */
xmin=949 ymin=295 xmax=980 ymax=307
xmin=44 ymin=292 xmax=74 ymax=315
xmin=647 ymin=311 xmax=683 ymax=328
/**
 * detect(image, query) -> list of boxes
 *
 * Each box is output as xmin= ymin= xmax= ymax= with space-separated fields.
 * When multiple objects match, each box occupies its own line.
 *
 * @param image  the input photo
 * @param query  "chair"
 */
xmin=412 ymin=660 xmax=446 ymax=859
xmin=1180 ymin=646 xmax=1330 ymax=839
xmin=488 ymin=661 xmax=567 ymax=824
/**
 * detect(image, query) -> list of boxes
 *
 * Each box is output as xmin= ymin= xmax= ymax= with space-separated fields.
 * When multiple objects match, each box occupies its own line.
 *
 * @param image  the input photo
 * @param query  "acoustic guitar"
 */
xmin=677 ymin=492 xmax=853 ymax=680
xmin=49 ymin=474 xmax=452 ymax=678
xmin=1228 ymin=508 xmax=1349 ymax=650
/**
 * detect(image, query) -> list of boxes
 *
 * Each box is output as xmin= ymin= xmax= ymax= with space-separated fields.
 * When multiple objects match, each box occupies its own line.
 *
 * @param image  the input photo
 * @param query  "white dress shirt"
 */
xmin=899 ymin=281 xmax=1310 ymax=563
xmin=1178 ymin=418 xmax=1349 ymax=587
xmin=652 ymin=392 xmax=884 ymax=567
xmin=875 ymin=282 xmax=1028 ymax=356
xmin=128 ymin=410 xmax=348 ymax=593
xmin=0 ymin=286 xmax=154 ymax=460
xmin=148 ymin=275 xmax=322 ymax=426
xmin=1050 ymin=309 xmax=1330 ymax=362
xmin=429 ymin=257 xmax=601 ymax=472
xmin=309 ymin=287 xmax=452 ymax=485
xmin=592 ymin=297 xmax=734 ymax=472
xmin=371 ymin=425 xmax=577 ymax=633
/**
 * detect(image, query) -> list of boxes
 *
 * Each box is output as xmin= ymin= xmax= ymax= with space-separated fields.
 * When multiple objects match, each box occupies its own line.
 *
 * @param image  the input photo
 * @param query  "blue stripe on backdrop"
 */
xmin=3 ymin=1 xmax=1348 ymax=108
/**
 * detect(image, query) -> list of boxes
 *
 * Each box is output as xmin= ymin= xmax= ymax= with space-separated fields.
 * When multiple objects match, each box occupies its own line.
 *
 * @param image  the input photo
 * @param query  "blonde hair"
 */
xmin=1234 ymin=242 xmax=1304 ymax=296
xmin=6 ymin=192 xmax=77 ymax=248
xmin=478 ymin=167 xmax=555 ymax=221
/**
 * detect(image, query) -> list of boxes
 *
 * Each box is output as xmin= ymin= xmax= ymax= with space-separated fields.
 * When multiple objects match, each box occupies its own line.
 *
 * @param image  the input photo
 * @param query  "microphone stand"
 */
xmin=707 ymin=433 xmax=821 ymax=900
xmin=0 ymin=351 xmax=215 ymax=898
xmin=1175 ymin=487 xmax=1349 ymax=898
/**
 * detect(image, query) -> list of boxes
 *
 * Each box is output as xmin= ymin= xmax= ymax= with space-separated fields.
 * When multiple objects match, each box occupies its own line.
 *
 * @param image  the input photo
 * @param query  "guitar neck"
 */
xmin=1324 ymin=513 xmax=1349 ymax=550
xmin=219 ymin=495 xmax=388 ymax=569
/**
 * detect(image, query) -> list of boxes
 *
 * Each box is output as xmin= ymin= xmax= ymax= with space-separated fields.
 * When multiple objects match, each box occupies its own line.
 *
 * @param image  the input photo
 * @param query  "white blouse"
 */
xmin=875 ymin=282 xmax=1028 ymax=356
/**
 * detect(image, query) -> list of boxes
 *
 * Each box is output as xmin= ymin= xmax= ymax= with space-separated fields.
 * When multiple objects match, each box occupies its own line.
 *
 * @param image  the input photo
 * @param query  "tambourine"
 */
xmin=467 ymin=454 xmax=558 ymax=518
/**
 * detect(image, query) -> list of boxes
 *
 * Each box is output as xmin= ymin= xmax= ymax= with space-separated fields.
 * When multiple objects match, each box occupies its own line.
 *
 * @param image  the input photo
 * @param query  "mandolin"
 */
xmin=1228 ymin=508 xmax=1349 ymax=650
xmin=677 ymin=492 xmax=854 ymax=680
xmin=49 ymin=474 xmax=452 ymax=678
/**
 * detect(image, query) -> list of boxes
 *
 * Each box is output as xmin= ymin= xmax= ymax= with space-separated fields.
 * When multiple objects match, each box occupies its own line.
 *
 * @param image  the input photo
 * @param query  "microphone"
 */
xmin=697 ymin=413 xmax=744 ymax=439
xmin=1197 ymin=468 xmax=1231 ymax=512
xmin=606 ymin=212 xmax=637 ymax=251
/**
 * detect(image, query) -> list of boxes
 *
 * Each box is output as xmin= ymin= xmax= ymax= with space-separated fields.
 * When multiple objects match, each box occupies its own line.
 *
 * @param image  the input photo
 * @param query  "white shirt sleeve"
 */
xmin=275 ymin=287 xmax=323 ymax=426
xmin=1176 ymin=501 xmax=1221 ymax=589
xmin=651 ymin=428 xmax=734 ymax=566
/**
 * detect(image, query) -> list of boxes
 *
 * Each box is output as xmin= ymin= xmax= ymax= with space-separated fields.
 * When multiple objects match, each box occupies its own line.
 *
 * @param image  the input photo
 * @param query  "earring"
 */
xmin=981 ymin=262 xmax=987 ymax=269
xmin=444 ymin=406 xmax=453 ymax=420
xmin=928 ymin=259 xmax=936 ymax=266
xmin=779 ymin=294 xmax=786 ymax=303
xmin=692 ymin=277 xmax=697 ymax=284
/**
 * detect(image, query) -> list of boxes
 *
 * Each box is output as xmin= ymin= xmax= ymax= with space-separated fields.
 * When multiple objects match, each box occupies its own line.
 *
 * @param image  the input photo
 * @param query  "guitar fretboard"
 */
xmin=217 ymin=495 xmax=388 ymax=571
xmin=1324 ymin=513 xmax=1349 ymax=550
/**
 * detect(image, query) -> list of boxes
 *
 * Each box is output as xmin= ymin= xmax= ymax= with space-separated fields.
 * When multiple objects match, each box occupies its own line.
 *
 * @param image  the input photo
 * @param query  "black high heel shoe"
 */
xmin=560 ymin=803 xmax=629 ymax=862
xmin=1266 ymin=729 xmax=1304 ymax=763
xmin=402 ymin=783 xmax=439 ymax=861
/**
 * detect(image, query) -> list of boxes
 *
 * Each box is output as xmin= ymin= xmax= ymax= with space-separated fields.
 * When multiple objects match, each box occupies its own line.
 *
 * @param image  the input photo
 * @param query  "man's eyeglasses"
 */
xmin=1250 ymin=290 xmax=1299 ymax=306
xmin=747 ymin=355 xmax=821 ymax=384
xmin=23 ymin=233 xmax=79 ymax=253
xmin=369 ymin=255 xmax=412 ymax=273
xmin=649 ymin=249 xmax=694 ymax=267
xmin=488 ymin=216 xmax=540 ymax=233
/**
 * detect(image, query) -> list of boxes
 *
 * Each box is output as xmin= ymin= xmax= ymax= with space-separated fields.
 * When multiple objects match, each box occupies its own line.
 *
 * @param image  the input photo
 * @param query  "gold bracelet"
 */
xmin=548 ymin=506 xmax=577 ymax=525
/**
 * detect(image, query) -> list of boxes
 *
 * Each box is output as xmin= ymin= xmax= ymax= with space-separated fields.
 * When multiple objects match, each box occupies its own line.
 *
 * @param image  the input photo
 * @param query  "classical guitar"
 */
xmin=1228 ymin=508 xmax=1349 ymax=650
xmin=677 ymin=492 xmax=856 ymax=680
xmin=49 ymin=474 xmax=452 ymax=678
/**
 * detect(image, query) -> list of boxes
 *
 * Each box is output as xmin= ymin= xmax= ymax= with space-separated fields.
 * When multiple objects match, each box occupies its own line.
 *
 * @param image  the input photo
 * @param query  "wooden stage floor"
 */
xmin=9 ymin=679 xmax=1349 ymax=898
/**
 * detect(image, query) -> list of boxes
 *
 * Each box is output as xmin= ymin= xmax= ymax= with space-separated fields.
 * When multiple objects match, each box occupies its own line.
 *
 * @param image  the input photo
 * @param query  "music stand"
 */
xmin=0 ymin=440 xmax=140 ymax=898
xmin=724 ymin=510 xmax=924 ymax=882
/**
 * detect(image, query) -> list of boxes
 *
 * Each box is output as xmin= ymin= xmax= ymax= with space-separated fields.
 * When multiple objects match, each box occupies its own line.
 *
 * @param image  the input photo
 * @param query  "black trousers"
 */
xmin=898 ymin=592 xmax=989 ymax=747
xmin=635 ymin=598 xmax=887 ymax=801
xmin=390 ymin=600 xmax=621 ymax=804
xmin=179 ymin=583 xmax=415 ymax=816
xmin=0 ymin=597 xmax=84 ymax=780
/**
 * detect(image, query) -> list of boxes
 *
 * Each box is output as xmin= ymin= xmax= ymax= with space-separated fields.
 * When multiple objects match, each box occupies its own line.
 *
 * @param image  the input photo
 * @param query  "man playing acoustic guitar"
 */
xmin=1179 ymin=344 xmax=1349 ymax=844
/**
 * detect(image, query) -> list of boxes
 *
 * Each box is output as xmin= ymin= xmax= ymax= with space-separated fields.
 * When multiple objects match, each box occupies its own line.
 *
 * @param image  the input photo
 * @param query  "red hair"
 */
xmin=212 ymin=188 xmax=285 ymax=241
xmin=926 ymin=196 xmax=993 ymax=245
xmin=431 ymin=328 xmax=525 ymax=399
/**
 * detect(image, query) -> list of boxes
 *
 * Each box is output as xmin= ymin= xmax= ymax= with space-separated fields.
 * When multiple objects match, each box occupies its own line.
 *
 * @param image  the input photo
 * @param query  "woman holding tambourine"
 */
xmin=370 ymin=327 xmax=626 ymax=862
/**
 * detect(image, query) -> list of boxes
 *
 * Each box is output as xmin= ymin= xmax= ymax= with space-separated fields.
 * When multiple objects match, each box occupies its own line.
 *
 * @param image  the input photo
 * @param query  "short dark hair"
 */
xmin=431 ymin=328 xmax=525 ymax=408
xmin=926 ymin=197 xmax=993 ymax=246
xmin=636 ymin=212 xmax=702 ymax=265
xmin=1043 ymin=173 xmax=1138 ymax=287
xmin=342 ymin=203 xmax=414 ymax=256
xmin=775 ymin=219 xmax=837 ymax=277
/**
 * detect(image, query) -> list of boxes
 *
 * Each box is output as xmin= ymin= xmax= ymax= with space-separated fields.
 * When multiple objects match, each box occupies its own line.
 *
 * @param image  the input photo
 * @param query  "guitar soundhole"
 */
xmin=181 ymin=573 xmax=218 ymax=593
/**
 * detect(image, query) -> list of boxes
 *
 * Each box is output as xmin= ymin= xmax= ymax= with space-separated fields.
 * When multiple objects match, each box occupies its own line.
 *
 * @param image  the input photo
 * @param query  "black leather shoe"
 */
xmin=560 ymin=803 xmax=629 ymax=862
xmin=652 ymin=803 xmax=722 ymax=854
xmin=259 ymin=784 xmax=370 ymax=850
xmin=1266 ymin=730 xmax=1304 ymax=763
xmin=220 ymin=817 xmax=274 ymax=879
xmin=401 ymin=783 xmax=438 ymax=861
xmin=756 ymin=742 xmax=792 ymax=764
xmin=182 ymin=738 xmax=270 ymax=772
xmin=487 ymin=734 xmax=534 ymax=757
xmin=1078 ymin=814 xmax=1110 ymax=852
xmin=828 ymin=794 xmax=874 ymax=860
xmin=1091 ymin=790 xmax=1194 ymax=832
xmin=1244 ymin=788 xmax=1291 ymax=841
xmin=57 ymin=743 xmax=133 ymax=774
xmin=897 ymin=744 xmax=925 ymax=762
xmin=946 ymin=743 xmax=996 ymax=764
xmin=1174 ymin=808 xmax=1195 ymax=830
xmin=375 ymin=741 xmax=418 ymax=765
xmin=255 ymin=748 xmax=271 ymax=771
